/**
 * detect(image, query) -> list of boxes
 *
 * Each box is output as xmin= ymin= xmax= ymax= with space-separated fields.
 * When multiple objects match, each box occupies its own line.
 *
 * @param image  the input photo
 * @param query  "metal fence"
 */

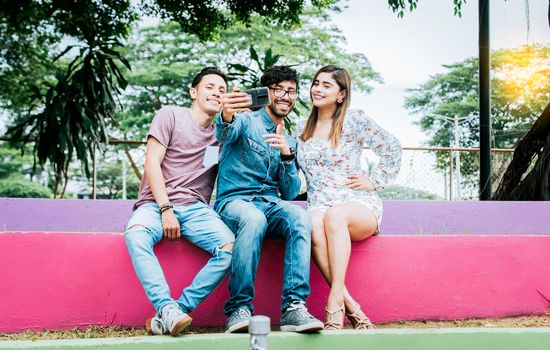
xmin=87 ymin=142 xmax=514 ymax=201
xmin=391 ymin=147 xmax=514 ymax=200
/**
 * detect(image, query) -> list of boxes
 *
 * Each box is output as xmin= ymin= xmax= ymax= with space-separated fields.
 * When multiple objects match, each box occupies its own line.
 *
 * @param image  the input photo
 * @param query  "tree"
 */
xmin=387 ymin=0 xmax=467 ymax=17
xmin=404 ymin=45 xmax=550 ymax=191
xmin=0 ymin=143 xmax=52 ymax=198
xmin=118 ymin=10 xmax=381 ymax=140
xmin=1 ymin=0 xmax=338 ymax=197
xmin=493 ymin=103 xmax=550 ymax=200
xmin=388 ymin=0 xmax=550 ymax=201
xmin=2 ymin=1 xmax=136 ymax=197
xmin=141 ymin=0 xmax=339 ymax=40
xmin=0 ymin=144 xmax=31 ymax=179
xmin=0 ymin=178 xmax=52 ymax=198
xmin=406 ymin=45 xmax=550 ymax=149
xmin=4 ymin=0 xmax=545 ymax=200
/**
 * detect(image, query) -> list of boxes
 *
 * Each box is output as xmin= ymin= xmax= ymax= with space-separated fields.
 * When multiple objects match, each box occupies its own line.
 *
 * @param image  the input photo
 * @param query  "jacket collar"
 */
xmin=260 ymin=107 xmax=277 ymax=132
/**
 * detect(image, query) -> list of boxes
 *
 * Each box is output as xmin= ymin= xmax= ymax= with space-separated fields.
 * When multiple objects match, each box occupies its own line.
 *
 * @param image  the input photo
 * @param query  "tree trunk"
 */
xmin=124 ymin=149 xmax=142 ymax=181
xmin=493 ymin=101 xmax=550 ymax=200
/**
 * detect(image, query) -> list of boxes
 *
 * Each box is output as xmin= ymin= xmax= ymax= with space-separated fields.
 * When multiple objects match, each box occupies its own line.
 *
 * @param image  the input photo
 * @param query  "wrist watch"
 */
xmin=280 ymin=149 xmax=296 ymax=162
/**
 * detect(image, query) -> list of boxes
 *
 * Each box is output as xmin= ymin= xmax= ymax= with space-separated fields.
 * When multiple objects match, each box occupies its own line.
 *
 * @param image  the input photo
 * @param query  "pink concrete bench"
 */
xmin=1 ymin=199 xmax=549 ymax=333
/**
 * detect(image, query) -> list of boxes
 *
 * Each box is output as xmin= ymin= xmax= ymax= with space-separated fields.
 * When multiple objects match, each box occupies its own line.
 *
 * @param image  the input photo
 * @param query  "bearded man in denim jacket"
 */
xmin=215 ymin=66 xmax=323 ymax=333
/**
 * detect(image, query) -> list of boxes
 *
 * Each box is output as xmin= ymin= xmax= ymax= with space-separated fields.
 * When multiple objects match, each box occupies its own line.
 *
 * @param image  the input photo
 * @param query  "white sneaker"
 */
xmin=145 ymin=314 xmax=168 ymax=335
xmin=280 ymin=301 xmax=323 ymax=333
xmin=226 ymin=307 xmax=252 ymax=333
xmin=159 ymin=303 xmax=192 ymax=336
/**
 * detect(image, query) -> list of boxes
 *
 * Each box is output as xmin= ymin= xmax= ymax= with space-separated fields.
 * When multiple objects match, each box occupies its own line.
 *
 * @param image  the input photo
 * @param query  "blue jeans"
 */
xmin=217 ymin=197 xmax=312 ymax=316
xmin=125 ymin=201 xmax=234 ymax=313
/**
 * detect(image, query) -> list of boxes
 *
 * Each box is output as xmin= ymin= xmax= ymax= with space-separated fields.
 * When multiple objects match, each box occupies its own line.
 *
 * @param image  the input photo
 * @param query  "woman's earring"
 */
xmin=337 ymin=98 xmax=343 ymax=103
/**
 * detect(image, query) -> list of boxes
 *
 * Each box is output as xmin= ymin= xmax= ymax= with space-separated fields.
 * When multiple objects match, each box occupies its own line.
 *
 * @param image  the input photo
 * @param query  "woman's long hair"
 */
xmin=300 ymin=65 xmax=351 ymax=148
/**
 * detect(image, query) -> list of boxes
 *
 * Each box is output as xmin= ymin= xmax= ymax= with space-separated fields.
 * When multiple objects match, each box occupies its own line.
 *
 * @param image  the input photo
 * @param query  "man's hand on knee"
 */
xmin=162 ymin=209 xmax=181 ymax=241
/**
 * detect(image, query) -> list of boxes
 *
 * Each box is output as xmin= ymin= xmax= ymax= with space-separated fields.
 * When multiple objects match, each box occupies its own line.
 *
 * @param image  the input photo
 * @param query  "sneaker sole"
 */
xmin=280 ymin=322 xmax=324 ymax=333
xmin=145 ymin=318 xmax=167 ymax=336
xmin=145 ymin=318 xmax=154 ymax=335
xmin=170 ymin=315 xmax=193 ymax=337
xmin=226 ymin=319 xmax=250 ymax=333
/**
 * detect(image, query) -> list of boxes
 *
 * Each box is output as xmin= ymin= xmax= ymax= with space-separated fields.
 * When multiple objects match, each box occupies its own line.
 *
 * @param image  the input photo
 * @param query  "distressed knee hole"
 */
xmin=126 ymin=224 xmax=147 ymax=232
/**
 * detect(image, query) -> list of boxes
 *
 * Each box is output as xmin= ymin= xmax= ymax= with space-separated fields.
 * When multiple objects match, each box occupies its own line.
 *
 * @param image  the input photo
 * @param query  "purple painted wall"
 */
xmin=1 ymin=198 xmax=549 ymax=235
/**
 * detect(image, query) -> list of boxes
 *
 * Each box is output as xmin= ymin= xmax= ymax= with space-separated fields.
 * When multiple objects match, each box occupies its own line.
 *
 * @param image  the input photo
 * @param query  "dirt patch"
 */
xmin=376 ymin=313 xmax=550 ymax=329
xmin=1 ymin=314 xmax=549 ymax=341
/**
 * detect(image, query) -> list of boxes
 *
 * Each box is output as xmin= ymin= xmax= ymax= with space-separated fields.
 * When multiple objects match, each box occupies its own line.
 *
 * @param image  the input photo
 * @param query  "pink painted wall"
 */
xmin=1 ymin=232 xmax=549 ymax=332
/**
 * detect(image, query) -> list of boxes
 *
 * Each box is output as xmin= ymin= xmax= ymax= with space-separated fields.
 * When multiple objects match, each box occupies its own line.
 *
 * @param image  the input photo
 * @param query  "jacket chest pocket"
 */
xmin=246 ymin=137 xmax=266 ymax=157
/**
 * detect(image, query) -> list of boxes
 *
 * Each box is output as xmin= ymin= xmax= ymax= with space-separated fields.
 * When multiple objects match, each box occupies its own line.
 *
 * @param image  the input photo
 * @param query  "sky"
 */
xmin=330 ymin=0 xmax=550 ymax=146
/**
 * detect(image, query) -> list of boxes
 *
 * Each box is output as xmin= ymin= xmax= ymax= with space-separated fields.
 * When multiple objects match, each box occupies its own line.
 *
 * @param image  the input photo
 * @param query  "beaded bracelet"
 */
xmin=159 ymin=203 xmax=173 ymax=214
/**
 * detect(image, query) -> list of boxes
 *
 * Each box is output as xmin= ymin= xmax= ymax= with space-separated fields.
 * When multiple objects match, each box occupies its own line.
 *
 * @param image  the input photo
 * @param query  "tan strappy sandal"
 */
xmin=345 ymin=303 xmax=376 ymax=329
xmin=324 ymin=304 xmax=345 ymax=330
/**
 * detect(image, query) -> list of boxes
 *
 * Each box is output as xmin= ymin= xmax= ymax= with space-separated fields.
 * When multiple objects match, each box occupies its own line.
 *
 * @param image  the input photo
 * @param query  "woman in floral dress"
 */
xmin=295 ymin=65 xmax=401 ymax=330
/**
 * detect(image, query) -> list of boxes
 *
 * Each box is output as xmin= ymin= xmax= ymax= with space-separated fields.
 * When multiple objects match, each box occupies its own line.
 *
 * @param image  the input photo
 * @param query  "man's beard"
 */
xmin=268 ymin=99 xmax=293 ymax=119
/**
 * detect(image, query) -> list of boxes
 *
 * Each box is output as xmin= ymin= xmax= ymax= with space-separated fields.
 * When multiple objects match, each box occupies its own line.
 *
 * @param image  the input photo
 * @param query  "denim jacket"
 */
xmin=214 ymin=107 xmax=301 ymax=212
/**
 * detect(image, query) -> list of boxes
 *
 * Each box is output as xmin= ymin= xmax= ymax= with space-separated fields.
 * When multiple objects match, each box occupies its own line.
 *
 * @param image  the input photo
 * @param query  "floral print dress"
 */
xmin=295 ymin=109 xmax=402 ymax=229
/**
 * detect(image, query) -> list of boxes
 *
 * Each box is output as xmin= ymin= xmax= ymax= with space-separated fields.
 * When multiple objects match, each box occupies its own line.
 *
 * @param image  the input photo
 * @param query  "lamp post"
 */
xmin=427 ymin=113 xmax=475 ymax=200
xmin=479 ymin=0 xmax=491 ymax=200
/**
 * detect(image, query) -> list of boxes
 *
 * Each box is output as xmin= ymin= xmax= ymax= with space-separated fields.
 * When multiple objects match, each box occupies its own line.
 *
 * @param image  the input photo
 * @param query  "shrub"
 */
xmin=0 ymin=177 xmax=52 ymax=198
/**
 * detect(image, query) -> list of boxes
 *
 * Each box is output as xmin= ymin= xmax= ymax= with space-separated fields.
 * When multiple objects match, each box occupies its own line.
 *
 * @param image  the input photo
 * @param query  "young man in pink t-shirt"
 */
xmin=125 ymin=67 xmax=234 ymax=336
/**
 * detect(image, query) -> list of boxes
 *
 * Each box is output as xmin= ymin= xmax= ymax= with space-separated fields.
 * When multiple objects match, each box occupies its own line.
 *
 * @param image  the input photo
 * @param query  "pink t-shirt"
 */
xmin=133 ymin=106 xmax=218 ymax=210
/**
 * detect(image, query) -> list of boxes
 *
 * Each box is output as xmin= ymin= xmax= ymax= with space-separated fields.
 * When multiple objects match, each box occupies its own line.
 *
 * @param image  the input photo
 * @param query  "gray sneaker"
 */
xmin=226 ymin=307 xmax=252 ymax=333
xmin=159 ymin=303 xmax=192 ymax=336
xmin=280 ymin=301 xmax=324 ymax=333
xmin=145 ymin=314 xmax=169 ymax=335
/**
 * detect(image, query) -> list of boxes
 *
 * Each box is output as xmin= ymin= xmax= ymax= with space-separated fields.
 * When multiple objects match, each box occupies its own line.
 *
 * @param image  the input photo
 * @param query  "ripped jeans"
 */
xmin=125 ymin=201 xmax=234 ymax=314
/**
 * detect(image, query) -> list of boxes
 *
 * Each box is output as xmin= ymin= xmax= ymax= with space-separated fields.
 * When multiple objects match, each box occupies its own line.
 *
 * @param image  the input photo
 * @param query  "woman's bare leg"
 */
xmin=323 ymin=202 xmax=378 ymax=320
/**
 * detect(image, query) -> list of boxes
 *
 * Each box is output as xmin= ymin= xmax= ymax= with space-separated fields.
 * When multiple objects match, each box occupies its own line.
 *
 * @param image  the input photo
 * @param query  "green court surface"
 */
xmin=2 ymin=328 xmax=550 ymax=350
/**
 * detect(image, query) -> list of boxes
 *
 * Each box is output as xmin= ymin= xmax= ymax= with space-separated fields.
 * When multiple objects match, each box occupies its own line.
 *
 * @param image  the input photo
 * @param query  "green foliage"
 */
xmin=379 ymin=184 xmax=441 ymax=200
xmin=0 ymin=3 xmax=61 ymax=115
xmin=387 ymin=0 xmax=467 ymax=17
xmin=119 ymin=11 xmax=381 ymax=139
xmin=0 ymin=177 xmax=52 ymax=198
xmin=141 ymin=0 xmax=339 ymax=40
xmin=0 ymin=0 xmax=133 ymax=119
xmin=404 ymin=45 xmax=550 ymax=179
xmin=96 ymin=161 xmax=140 ymax=199
xmin=0 ymin=143 xmax=52 ymax=198
xmin=220 ymin=9 xmax=381 ymax=94
xmin=2 ymin=1 xmax=136 ymax=196
xmin=0 ymin=0 xmax=360 ymax=194
xmin=227 ymin=45 xmax=304 ymax=131
xmin=0 ymin=145 xmax=28 ymax=179
xmin=72 ymin=152 xmax=140 ymax=199
xmin=0 ymin=142 xmax=45 ymax=178
xmin=228 ymin=46 xmax=282 ymax=88
xmin=0 ymin=143 xmax=51 ymax=198
xmin=7 ymin=43 xmax=132 ymax=196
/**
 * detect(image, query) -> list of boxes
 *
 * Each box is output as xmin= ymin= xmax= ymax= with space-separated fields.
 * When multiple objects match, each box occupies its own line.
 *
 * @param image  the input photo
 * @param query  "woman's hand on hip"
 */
xmin=345 ymin=174 xmax=375 ymax=192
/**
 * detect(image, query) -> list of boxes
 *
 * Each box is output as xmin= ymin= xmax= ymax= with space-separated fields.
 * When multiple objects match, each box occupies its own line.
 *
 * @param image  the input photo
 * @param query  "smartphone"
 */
xmin=244 ymin=87 xmax=270 ymax=109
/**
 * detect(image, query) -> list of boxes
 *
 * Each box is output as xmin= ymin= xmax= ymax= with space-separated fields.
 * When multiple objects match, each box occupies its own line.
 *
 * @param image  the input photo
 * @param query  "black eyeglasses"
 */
xmin=269 ymin=87 xmax=298 ymax=99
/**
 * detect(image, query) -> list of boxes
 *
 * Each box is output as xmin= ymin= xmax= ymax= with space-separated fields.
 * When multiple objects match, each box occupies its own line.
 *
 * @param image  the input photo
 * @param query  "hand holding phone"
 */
xmin=221 ymin=87 xmax=252 ymax=122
